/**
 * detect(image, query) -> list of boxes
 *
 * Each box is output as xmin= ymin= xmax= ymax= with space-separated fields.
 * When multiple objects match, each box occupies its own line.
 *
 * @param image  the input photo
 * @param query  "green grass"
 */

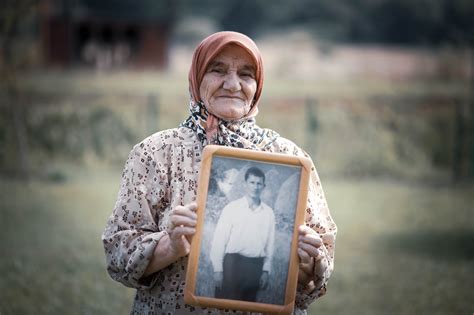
xmin=0 ymin=166 xmax=135 ymax=314
xmin=311 ymin=179 xmax=474 ymax=315
xmin=1 ymin=166 xmax=472 ymax=314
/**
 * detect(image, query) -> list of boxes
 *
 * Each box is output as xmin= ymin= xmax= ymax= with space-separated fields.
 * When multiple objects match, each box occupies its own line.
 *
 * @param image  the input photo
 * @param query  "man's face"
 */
xmin=245 ymin=174 xmax=265 ymax=199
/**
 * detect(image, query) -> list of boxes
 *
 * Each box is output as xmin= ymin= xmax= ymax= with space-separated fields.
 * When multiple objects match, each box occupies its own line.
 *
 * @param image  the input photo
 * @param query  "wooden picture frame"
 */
xmin=184 ymin=145 xmax=312 ymax=314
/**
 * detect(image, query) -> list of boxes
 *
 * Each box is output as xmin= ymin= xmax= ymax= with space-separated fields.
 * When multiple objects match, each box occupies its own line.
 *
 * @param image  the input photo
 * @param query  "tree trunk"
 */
xmin=0 ymin=0 xmax=34 ymax=179
xmin=469 ymin=45 xmax=474 ymax=178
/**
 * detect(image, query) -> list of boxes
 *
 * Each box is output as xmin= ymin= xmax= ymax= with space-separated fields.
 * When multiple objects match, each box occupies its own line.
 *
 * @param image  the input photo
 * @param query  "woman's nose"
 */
xmin=222 ymin=72 xmax=241 ymax=92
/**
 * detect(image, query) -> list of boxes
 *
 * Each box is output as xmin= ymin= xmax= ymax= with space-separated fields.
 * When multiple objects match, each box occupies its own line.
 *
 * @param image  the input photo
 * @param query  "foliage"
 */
xmin=74 ymin=0 xmax=177 ymax=24
xmin=178 ymin=0 xmax=474 ymax=45
xmin=0 ymin=103 xmax=136 ymax=174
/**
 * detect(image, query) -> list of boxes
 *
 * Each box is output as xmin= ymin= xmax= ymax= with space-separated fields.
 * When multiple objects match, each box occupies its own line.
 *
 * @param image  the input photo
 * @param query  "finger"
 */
xmin=298 ymin=242 xmax=321 ymax=259
xmin=299 ymin=264 xmax=313 ymax=276
xmin=300 ymin=245 xmax=322 ymax=263
xmin=298 ymin=224 xmax=315 ymax=236
xmin=298 ymin=249 xmax=314 ymax=274
xmin=184 ymin=202 xmax=198 ymax=212
xmin=181 ymin=234 xmax=191 ymax=247
xmin=298 ymin=248 xmax=312 ymax=264
xmin=298 ymin=269 xmax=311 ymax=284
xmin=170 ymin=226 xmax=196 ymax=239
xmin=298 ymin=225 xmax=321 ymax=238
xmin=298 ymin=262 xmax=312 ymax=276
xmin=171 ymin=214 xmax=197 ymax=227
xmin=299 ymin=263 xmax=312 ymax=276
xmin=299 ymin=234 xmax=323 ymax=248
xmin=173 ymin=206 xmax=198 ymax=219
xmin=168 ymin=234 xmax=191 ymax=256
xmin=184 ymin=229 xmax=196 ymax=246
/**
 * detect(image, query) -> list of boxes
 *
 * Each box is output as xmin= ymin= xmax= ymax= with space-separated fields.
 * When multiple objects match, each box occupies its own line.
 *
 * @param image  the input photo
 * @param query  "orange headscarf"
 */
xmin=188 ymin=31 xmax=264 ymax=118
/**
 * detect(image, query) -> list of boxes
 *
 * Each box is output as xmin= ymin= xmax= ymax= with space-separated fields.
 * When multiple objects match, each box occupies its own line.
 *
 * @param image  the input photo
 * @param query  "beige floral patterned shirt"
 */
xmin=102 ymin=127 xmax=337 ymax=315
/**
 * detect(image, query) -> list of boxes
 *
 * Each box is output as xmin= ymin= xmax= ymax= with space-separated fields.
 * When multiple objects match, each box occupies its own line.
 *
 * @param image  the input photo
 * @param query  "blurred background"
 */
xmin=1 ymin=0 xmax=473 ymax=314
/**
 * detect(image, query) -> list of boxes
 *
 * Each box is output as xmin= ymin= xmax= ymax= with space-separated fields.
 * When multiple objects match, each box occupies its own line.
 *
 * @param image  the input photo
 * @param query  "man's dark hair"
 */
xmin=244 ymin=167 xmax=265 ymax=183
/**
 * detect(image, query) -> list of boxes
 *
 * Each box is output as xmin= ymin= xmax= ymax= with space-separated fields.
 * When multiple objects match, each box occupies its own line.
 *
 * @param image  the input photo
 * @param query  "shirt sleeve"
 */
xmin=263 ymin=209 xmax=276 ymax=272
xmin=294 ymin=156 xmax=337 ymax=309
xmin=210 ymin=204 xmax=233 ymax=273
xmin=101 ymin=139 xmax=169 ymax=289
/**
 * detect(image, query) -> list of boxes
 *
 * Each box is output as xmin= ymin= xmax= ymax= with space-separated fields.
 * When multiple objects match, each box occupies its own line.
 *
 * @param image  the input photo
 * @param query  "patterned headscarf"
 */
xmin=181 ymin=31 xmax=278 ymax=150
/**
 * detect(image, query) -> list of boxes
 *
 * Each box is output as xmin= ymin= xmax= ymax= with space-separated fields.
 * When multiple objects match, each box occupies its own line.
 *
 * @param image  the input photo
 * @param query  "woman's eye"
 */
xmin=240 ymin=72 xmax=255 ymax=78
xmin=211 ymin=67 xmax=225 ymax=74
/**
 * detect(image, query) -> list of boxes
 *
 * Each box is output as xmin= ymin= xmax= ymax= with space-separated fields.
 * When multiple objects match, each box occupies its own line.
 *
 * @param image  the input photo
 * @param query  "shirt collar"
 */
xmin=243 ymin=196 xmax=264 ymax=212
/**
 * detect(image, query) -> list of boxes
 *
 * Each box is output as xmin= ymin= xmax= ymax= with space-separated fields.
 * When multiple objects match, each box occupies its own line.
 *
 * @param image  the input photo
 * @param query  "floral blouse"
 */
xmin=102 ymin=127 xmax=337 ymax=315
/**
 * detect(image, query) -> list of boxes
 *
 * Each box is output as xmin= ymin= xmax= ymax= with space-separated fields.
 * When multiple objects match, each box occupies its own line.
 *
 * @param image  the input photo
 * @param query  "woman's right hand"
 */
xmin=143 ymin=202 xmax=198 ymax=277
xmin=168 ymin=202 xmax=198 ymax=257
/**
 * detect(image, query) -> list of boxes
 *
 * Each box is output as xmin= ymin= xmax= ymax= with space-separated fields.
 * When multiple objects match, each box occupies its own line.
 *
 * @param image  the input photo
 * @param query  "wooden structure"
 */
xmin=39 ymin=0 xmax=175 ymax=69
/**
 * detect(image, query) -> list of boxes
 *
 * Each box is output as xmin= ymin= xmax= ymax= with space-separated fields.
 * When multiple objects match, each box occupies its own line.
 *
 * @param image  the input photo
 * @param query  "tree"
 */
xmin=0 ymin=0 xmax=37 ymax=178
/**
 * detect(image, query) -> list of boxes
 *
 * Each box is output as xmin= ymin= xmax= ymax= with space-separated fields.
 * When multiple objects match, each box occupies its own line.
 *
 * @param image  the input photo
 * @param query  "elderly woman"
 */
xmin=102 ymin=31 xmax=337 ymax=314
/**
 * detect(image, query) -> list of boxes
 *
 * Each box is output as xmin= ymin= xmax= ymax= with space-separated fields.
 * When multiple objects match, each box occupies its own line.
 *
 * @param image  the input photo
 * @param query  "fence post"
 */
xmin=305 ymin=97 xmax=318 ymax=157
xmin=469 ymin=45 xmax=474 ymax=178
xmin=10 ymin=94 xmax=30 ymax=179
xmin=452 ymin=101 xmax=465 ymax=181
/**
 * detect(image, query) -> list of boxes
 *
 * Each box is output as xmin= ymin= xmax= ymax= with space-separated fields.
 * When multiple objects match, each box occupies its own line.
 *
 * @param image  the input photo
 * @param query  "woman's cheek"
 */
xmin=200 ymin=85 xmax=212 ymax=105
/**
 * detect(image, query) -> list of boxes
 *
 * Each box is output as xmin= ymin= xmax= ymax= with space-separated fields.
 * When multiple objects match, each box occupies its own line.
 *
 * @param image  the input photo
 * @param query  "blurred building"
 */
xmin=39 ymin=0 xmax=176 ymax=69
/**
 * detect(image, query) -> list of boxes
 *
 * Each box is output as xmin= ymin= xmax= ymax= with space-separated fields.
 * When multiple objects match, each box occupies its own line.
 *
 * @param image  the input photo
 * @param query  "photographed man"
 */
xmin=210 ymin=166 xmax=276 ymax=302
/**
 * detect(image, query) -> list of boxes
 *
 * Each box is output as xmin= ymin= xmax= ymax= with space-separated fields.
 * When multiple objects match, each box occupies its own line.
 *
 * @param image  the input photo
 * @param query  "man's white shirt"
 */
xmin=210 ymin=196 xmax=276 ymax=273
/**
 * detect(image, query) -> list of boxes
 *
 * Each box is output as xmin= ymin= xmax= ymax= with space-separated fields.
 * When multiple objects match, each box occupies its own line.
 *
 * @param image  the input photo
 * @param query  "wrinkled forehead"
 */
xmin=208 ymin=43 xmax=257 ymax=69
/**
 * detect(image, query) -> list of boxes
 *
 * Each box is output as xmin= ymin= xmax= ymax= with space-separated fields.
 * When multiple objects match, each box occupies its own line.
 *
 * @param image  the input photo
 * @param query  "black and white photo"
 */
xmin=184 ymin=145 xmax=311 ymax=314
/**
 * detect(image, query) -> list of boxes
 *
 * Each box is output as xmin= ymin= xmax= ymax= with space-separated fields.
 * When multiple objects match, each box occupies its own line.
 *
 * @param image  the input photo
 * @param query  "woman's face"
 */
xmin=199 ymin=44 xmax=257 ymax=120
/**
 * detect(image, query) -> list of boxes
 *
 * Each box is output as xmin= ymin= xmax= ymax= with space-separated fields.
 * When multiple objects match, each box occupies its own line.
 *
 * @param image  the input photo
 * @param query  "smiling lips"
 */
xmin=216 ymin=94 xmax=244 ymax=101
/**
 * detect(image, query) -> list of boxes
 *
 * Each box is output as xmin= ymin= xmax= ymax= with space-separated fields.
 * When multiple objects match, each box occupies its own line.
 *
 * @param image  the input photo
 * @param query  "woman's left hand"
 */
xmin=297 ymin=225 xmax=324 ymax=286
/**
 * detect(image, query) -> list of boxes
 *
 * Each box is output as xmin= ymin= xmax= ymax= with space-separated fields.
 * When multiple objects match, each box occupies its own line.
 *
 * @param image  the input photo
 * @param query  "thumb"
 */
xmin=180 ymin=235 xmax=191 ymax=254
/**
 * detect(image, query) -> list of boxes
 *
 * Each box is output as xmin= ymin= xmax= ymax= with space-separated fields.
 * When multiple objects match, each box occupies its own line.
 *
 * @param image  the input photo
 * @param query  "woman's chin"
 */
xmin=219 ymin=114 xmax=243 ymax=121
xmin=206 ymin=100 xmax=250 ymax=121
xmin=216 ymin=107 xmax=250 ymax=121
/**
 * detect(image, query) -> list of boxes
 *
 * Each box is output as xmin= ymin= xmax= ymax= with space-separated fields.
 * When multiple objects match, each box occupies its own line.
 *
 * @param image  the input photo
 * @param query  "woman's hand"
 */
xmin=143 ymin=202 xmax=197 ymax=277
xmin=168 ymin=202 xmax=198 ymax=257
xmin=297 ymin=225 xmax=324 ymax=287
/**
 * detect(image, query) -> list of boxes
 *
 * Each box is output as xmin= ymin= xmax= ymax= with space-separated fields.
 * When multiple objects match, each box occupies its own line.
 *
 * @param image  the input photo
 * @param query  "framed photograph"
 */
xmin=184 ymin=145 xmax=312 ymax=314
